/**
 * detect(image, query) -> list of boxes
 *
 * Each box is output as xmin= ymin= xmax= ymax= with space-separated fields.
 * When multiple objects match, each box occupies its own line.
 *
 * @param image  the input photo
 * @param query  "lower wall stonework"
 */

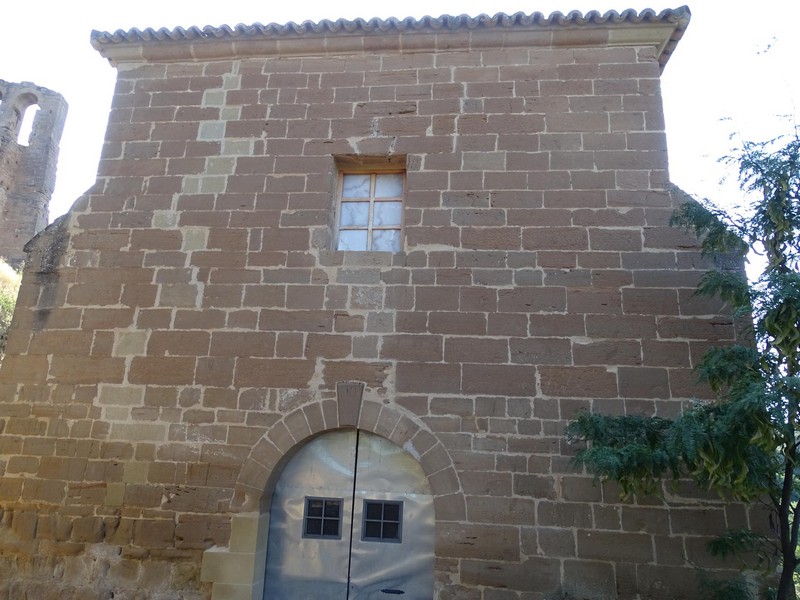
xmin=0 ymin=344 xmax=760 ymax=600
xmin=0 ymin=486 xmax=760 ymax=600
xmin=201 ymin=513 xmax=268 ymax=600
xmin=0 ymin=510 xmax=210 ymax=599
xmin=0 ymin=420 xmax=760 ymax=600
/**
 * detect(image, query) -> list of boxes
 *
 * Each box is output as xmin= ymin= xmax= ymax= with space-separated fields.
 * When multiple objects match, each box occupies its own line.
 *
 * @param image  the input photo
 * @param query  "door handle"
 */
xmin=380 ymin=590 xmax=405 ymax=595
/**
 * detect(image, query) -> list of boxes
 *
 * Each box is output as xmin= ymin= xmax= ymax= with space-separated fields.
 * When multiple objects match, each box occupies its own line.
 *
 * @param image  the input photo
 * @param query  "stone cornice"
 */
xmin=91 ymin=7 xmax=690 ymax=71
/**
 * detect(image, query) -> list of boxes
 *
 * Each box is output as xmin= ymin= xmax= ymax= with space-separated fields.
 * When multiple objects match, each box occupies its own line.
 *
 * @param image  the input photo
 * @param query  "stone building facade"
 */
xmin=0 ymin=80 xmax=67 ymax=268
xmin=0 ymin=7 xmax=755 ymax=600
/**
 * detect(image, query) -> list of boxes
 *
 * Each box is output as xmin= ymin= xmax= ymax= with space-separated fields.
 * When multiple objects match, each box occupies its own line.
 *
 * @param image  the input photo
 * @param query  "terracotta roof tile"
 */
xmin=91 ymin=6 xmax=690 ymax=69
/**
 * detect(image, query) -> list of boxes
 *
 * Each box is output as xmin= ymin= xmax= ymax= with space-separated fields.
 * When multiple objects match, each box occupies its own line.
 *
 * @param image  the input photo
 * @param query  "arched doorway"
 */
xmin=263 ymin=429 xmax=434 ymax=598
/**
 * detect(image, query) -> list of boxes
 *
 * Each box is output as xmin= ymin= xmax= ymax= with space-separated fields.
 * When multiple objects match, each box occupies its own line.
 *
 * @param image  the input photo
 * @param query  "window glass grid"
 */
xmin=362 ymin=500 xmax=402 ymax=543
xmin=303 ymin=497 xmax=343 ymax=539
xmin=337 ymin=172 xmax=404 ymax=252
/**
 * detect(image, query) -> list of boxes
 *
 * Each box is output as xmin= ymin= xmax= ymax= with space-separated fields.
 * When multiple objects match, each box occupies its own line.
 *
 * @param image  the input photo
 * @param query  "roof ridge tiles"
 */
xmin=90 ymin=6 xmax=690 ymax=45
xmin=89 ymin=6 xmax=691 ymax=70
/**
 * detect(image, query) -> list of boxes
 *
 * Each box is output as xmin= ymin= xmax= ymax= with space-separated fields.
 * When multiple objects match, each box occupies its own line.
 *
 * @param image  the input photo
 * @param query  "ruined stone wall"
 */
xmin=0 ymin=23 xmax=756 ymax=600
xmin=0 ymin=80 xmax=67 ymax=269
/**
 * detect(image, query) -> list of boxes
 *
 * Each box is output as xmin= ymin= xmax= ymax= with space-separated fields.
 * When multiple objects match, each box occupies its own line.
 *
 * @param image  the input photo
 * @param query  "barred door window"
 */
xmin=302 ymin=497 xmax=343 ymax=539
xmin=362 ymin=500 xmax=403 ymax=543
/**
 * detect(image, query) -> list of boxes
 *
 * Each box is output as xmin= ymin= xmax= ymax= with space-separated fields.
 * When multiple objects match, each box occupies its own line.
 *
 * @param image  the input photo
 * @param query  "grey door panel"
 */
xmin=263 ymin=429 xmax=434 ymax=599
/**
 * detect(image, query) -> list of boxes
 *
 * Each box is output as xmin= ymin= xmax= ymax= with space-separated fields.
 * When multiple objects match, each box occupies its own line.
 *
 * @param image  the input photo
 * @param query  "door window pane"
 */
xmin=383 ymin=522 xmax=400 ymax=539
xmin=383 ymin=503 xmax=400 ymax=521
xmin=365 ymin=503 xmax=382 ymax=520
xmin=305 ymin=519 xmax=322 ymax=536
xmin=307 ymin=499 xmax=323 ymax=517
xmin=322 ymin=520 xmax=340 ymax=536
xmin=365 ymin=521 xmax=382 ymax=538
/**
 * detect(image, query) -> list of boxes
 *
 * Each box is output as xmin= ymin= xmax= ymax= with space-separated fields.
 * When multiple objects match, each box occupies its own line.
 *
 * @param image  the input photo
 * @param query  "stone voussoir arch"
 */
xmin=202 ymin=381 xmax=465 ymax=600
xmin=232 ymin=381 xmax=465 ymax=516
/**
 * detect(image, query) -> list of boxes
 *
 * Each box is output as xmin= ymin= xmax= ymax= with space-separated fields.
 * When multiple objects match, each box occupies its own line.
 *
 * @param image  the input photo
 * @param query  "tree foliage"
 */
xmin=698 ymin=571 xmax=758 ymax=600
xmin=0 ymin=258 xmax=21 ymax=355
xmin=566 ymin=131 xmax=800 ymax=600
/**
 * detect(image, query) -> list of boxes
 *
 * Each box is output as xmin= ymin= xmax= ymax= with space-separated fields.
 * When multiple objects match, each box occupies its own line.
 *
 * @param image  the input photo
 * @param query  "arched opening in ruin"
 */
xmin=0 ymin=91 xmax=40 ymax=146
xmin=16 ymin=102 xmax=40 ymax=146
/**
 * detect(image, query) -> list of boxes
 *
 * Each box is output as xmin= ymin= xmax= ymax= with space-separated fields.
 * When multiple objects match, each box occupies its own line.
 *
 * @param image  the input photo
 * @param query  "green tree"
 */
xmin=566 ymin=131 xmax=800 ymax=600
xmin=0 ymin=258 xmax=21 ymax=355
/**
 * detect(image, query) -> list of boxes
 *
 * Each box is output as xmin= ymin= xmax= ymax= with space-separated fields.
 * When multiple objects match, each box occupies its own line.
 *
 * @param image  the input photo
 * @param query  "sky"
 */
xmin=2 ymin=0 xmax=799 ymax=220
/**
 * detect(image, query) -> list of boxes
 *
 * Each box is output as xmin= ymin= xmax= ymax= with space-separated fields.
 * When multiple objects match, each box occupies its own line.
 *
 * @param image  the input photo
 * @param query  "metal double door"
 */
xmin=263 ymin=429 xmax=434 ymax=599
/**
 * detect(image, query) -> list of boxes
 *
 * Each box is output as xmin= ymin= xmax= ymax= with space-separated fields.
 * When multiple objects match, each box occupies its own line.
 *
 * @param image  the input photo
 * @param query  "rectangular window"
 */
xmin=362 ymin=499 xmax=402 ymax=543
xmin=303 ymin=497 xmax=343 ymax=539
xmin=336 ymin=172 xmax=404 ymax=252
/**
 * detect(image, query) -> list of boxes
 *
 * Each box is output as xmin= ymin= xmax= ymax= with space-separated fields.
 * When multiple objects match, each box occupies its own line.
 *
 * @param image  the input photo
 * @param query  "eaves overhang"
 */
xmin=91 ymin=6 xmax=690 ymax=72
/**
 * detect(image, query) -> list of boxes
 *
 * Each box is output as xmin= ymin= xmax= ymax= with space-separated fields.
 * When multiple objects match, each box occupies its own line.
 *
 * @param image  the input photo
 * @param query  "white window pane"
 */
xmin=373 ymin=202 xmax=403 ymax=226
xmin=342 ymin=174 xmax=370 ymax=198
xmin=375 ymin=174 xmax=404 ymax=198
xmin=372 ymin=230 xmax=401 ymax=252
xmin=338 ymin=230 xmax=369 ymax=251
xmin=340 ymin=202 xmax=370 ymax=227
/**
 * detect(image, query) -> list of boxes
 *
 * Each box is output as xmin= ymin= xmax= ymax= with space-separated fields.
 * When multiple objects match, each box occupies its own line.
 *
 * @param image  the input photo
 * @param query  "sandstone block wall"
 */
xmin=0 ymin=11 xmax=759 ymax=600
xmin=0 ymin=80 xmax=67 ymax=268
